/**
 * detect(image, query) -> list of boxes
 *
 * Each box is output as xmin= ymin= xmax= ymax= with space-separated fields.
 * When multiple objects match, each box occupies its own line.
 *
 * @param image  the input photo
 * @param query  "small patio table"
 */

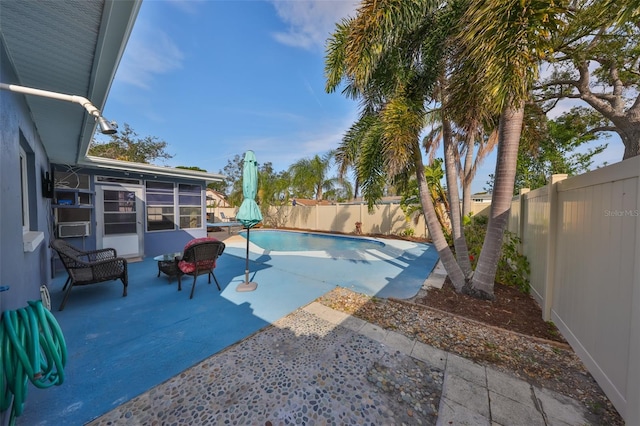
xmin=154 ymin=252 xmax=182 ymax=282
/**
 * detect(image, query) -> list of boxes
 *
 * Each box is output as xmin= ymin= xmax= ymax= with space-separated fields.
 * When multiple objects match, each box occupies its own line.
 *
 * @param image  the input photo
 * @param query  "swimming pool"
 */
xmin=223 ymin=229 xmax=439 ymax=298
xmin=238 ymin=229 xmax=385 ymax=252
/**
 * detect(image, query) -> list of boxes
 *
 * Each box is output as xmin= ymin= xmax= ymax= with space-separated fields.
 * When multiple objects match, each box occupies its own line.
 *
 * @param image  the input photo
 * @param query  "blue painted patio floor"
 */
xmin=19 ymin=236 xmax=438 ymax=425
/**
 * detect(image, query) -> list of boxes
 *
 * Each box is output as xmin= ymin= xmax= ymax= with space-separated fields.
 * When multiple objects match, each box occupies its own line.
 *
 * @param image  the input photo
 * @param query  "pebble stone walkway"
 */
xmin=88 ymin=303 xmax=444 ymax=425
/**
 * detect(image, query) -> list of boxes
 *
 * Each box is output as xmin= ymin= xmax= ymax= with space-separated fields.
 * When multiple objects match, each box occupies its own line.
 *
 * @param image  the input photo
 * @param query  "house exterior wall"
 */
xmin=0 ymin=40 xmax=54 ymax=312
xmin=51 ymin=165 xmax=208 ymax=260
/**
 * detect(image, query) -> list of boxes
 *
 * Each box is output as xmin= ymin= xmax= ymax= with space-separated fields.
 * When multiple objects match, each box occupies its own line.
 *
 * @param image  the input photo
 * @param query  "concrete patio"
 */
xmin=15 ymin=233 xmax=593 ymax=425
xmin=18 ymin=233 xmax=437 ymax=424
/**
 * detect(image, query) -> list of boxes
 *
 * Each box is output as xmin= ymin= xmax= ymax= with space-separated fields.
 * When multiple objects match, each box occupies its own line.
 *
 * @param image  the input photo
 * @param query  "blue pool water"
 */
xmin=238 ymin=230 xmax=385 ymax=252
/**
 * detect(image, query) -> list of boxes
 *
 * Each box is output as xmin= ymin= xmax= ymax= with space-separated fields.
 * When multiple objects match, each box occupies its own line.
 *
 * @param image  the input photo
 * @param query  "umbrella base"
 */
xmin=236 ymin=282 xmax=258 ymax=292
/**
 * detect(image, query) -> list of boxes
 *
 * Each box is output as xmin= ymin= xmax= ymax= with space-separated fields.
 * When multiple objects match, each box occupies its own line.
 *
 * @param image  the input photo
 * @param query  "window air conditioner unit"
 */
xmin=58 ymin=222 xmax=90 ymax=238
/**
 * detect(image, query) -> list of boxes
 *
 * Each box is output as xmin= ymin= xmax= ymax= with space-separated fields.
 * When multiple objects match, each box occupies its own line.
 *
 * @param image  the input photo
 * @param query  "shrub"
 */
xmin=401 ymin=228 xmax=415 ymax=237
xmin=464 ymin=216 xmax=531 ymax=293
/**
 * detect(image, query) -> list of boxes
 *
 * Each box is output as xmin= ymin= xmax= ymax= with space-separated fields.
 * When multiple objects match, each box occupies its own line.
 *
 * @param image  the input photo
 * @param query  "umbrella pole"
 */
xmin=244 ymin=226 xmax=250 ymax=283
xmin=236 ymin=226 xmax=257 ymax=292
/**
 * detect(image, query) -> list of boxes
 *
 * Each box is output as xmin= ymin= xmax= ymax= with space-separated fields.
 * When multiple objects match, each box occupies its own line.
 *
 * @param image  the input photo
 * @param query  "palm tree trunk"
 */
xmin=462 ymin=134 xmax=474 ymax=218
xmin=442 ymin=117 xmax=473 ymax=277
xmin=432 ymin=186 xmax=451 ymax=235
xmin=415 ymin=149 xmax=466 ymax=291
xmin=469 ymin=103 xmax=524 ymax=299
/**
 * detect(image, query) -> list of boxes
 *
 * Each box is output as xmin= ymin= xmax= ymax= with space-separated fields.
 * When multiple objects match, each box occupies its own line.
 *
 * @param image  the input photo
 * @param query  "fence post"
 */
xmin=542 ymin=174 xmax=567 ymax=320
xmin=626 ymin=173 xmax=640 ymax=425
xmin=517 ymin=188 xmax=530 ymax=254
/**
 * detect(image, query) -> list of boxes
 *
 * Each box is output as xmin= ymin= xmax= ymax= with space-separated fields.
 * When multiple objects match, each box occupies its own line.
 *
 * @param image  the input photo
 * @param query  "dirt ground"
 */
xmin=414 ymin=279 xmax=565 ymax=343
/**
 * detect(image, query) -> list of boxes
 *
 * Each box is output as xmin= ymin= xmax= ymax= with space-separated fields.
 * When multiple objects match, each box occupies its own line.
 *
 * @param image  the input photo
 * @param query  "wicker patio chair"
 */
xmin=177 ymin=237 xmax=226 ymax=299
xmin=50 ymin=239 xmax=128 ymax=311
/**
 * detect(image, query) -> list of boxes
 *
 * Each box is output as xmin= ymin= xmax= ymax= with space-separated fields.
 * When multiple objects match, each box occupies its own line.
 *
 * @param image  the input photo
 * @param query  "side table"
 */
xmin=154 ymin=252 xmax=182 ymax=283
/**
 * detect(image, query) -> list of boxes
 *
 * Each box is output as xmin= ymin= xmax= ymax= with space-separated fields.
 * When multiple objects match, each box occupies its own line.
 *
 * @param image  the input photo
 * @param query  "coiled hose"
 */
xmin=0 ymin=300 xmax=67 ymax=424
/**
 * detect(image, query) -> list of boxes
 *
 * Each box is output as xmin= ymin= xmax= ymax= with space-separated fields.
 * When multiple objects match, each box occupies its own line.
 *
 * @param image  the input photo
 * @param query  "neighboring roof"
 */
xmin=0 ymin=0 xmax=142 ymax=165
xmin=471 ymin=193 xmax=493 ymax=200
xmin=206 ymin=189 xmax=230 ymax=206
xmin=79 ymin=156 xmax=225 ymax=184
xmin=206 ymin=189 xmax=227 ymax=197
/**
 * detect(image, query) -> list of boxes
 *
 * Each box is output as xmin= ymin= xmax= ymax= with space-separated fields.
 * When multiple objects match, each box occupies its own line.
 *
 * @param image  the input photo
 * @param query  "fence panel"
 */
xmin=551 ymin=159 xmax=639 ymax=421
xmin=276 ymin=203 xmax=429 ymax=238
xmin=521 ymin=186 xmax=550 ymax=309
xmin=508 ymin=195 xmax=521 ymax=236
xmin=509 ymin=156 xmax=639 ymax=423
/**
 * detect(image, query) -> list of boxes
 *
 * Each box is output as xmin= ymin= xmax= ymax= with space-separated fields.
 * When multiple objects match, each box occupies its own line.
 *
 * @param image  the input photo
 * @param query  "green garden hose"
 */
xmin=0 ymin=300 xmax=67 ymax=424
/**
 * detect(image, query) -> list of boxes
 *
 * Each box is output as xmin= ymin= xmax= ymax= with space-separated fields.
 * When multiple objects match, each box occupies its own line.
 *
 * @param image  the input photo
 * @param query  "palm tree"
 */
xmin=288 ymin=151 xmax=336 ymax=200
xmin=334 ymin=125 xmax=362 ymax=200
xmin=399 ymin=159 xmax=452 ymax=237
xmin=326 ymin=1 xmax=469 ymax=291
xmin=258 ymin=169 xmax=291 ymax=227
xmin=326 ymin=0 xmax=568 ymax=298
xmin=448 ymin=0 xmax=567 ymax=298
xmin=335 ymin=113 xmax=388 ymax=210
xmin=421 ymin=107 xmax=498 ymax=219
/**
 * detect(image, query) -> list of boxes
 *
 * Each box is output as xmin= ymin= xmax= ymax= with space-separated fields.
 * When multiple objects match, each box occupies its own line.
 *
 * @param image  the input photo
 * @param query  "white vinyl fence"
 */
xmin=213 ymin=201 xmax=491 ymax=239
xmin=283 ymin=203 xmax=426 ymax=236
xmin=508 ymin=156 xmax=640 ymax=424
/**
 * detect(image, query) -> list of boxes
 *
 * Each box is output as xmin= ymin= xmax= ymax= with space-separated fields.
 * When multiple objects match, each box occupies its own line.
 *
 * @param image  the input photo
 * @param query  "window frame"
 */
xmin=144 ymin=181 xmax=205 ymax=232
xmin=178 ymin=183 xmax=203 ymax=229
xmin=145 ymin=181 xmax=176 ymax=232
xmin=20 ymin=146 xmax=29 ymax=233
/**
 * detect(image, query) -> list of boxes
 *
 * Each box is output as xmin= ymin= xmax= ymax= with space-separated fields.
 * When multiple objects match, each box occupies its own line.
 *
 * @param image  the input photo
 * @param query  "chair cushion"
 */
xmin=183 ymin=237 xmax=217 ymax=250
xmin=178 ymin=237 xmax=219 ymax=274
xmin=178 ymin=259 xmax=216 ymax=274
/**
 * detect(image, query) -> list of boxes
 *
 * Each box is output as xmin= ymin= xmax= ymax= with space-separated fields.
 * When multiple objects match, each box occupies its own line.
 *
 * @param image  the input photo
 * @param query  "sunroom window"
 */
xmin=178 ymin=184 xmax=202 ymax=229
xmin=146 ymin=181 xmax=175 ymax=231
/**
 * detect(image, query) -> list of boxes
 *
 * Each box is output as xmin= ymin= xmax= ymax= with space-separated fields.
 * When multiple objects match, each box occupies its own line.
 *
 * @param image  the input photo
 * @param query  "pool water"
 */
xmin=238 ymin=230 xmax=385 ymax=252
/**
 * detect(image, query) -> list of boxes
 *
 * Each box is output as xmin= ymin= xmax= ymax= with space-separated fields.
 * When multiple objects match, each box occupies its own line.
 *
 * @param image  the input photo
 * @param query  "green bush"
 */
xmin=464 ymin=216 xmax=531 ymax=293
xmin=401 ymin=228 xmax=415 ymax=237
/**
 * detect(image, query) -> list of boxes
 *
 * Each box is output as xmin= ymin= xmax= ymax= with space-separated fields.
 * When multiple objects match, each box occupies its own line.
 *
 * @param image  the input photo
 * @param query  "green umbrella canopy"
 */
xmin=235 ymin=150 xmax=263 ymax=229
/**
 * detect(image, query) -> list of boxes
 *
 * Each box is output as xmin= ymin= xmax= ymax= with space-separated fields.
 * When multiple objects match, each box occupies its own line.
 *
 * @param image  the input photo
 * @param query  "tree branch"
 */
xmin=584 ymin=125 xmax=618 ymax=135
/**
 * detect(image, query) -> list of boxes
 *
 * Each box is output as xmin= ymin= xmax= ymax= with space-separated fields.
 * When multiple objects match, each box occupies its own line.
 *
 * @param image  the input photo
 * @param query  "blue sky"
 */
xmin=101 ymin=0 xmax=624 ymax=194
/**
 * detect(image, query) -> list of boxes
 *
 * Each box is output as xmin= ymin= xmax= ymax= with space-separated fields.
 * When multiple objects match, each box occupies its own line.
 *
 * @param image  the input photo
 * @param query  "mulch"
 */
xmin=413 ymin=279 xmax=566 ymax=343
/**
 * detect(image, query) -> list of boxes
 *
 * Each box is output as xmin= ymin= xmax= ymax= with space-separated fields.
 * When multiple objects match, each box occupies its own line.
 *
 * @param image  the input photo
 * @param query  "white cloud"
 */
xmin=116 ymin=24 xmax=184 ymax=89
xmin=269 ymin=0 xmax=359 ymax=50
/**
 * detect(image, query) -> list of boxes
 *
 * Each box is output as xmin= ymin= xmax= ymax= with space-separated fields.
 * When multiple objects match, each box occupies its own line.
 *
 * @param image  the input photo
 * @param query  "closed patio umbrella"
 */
xmin=235 ymin=150 xmax=263 ymax=292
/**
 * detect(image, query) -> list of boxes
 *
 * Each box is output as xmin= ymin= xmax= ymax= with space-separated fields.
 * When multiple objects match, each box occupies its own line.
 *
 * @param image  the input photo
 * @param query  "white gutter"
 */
xmin=80 ymin=156 xmax=226 ymax=184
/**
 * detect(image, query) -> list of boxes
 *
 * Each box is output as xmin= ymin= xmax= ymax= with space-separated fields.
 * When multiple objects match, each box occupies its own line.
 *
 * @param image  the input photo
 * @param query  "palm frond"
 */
xmin=380 ymin=94 xmax=425 ymax=176
xmin=452 ymin=0 xmax=569 ymax=110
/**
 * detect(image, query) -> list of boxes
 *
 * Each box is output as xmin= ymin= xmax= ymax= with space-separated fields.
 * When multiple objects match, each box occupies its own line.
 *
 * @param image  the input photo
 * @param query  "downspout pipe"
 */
xmin=0 ymin=82 xmax=117 ymax=134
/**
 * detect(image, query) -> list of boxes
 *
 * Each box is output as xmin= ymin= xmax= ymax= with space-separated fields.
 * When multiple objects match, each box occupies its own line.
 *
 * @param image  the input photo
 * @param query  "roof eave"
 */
xmin=79 ymin=156 xmax=225 ymax=184
xmin=76 ymin=0 xmax=143 ymax=164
